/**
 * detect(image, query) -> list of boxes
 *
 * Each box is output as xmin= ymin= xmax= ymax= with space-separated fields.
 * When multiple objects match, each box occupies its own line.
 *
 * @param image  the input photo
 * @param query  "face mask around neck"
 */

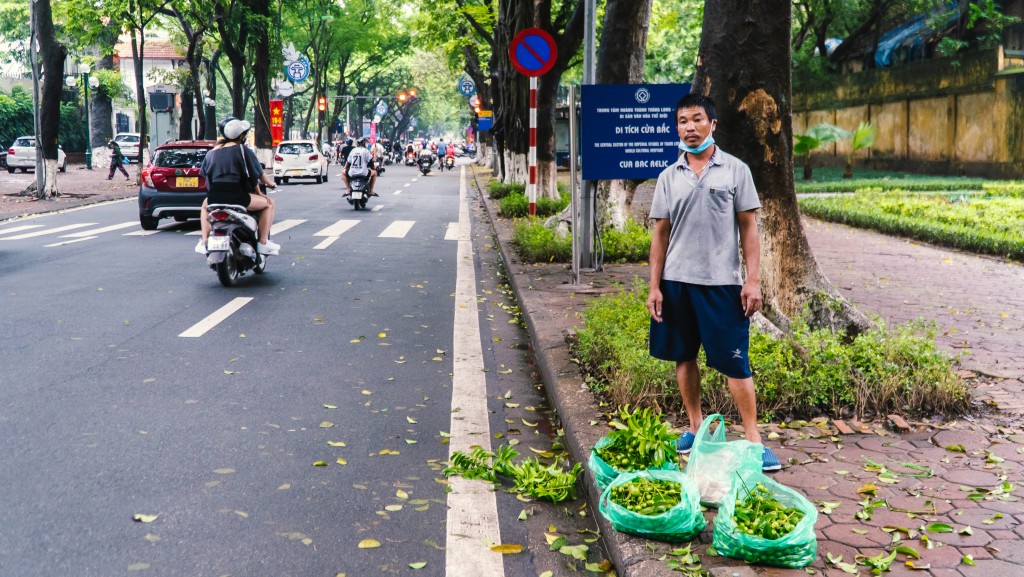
xmin=679 ymin=134 xmax=715 ymax=154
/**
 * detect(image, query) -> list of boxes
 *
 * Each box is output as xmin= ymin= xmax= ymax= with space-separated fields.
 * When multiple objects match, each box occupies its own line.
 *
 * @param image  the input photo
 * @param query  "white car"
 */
xmin=6 ymin=136 xmax=67 ymax=173
xmin=272 ymin=140 xmax=328 ymax=184
xmin=114 ymin=132 xmax=141 ymax=162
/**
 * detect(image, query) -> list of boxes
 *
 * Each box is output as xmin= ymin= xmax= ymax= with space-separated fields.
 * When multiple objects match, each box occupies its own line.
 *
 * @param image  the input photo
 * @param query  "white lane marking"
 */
xmin=45 ymin=236 xmax=98 ymax=247
xmin=0 ymin=197 xmax=134 ymax=223
xmin=62 ymin=221 xmax=139 ymax=238
xmin=0 ymin=223 xmax=98 ymax=240
xmin=179 ymin=297 xmax=253 ymax=338
xmin=123 ymin=230 xmax=161 ymax=236
xmin=270 ymin=219 xmax=306 ymax=235
xmin=393 ymin=189 xmax=402 ymax=195
xmin=403 ymin=183 xmax=411 ymax=187
xmin=314 ymin=220 xmax=360 ymax=237
xmin=410 ymin=178 xmax=418 ymax=183
xmin=185 ymin=230 xmax=202 ymax=236
xmin=0 ymin=225 xmax=44 ymax=236
xmin=444 ymin=222 xmax=459 ymax=241
xmin=446 ymin=166 xmax=504 ymax=577
xmin=313 ymin=236 xmax=339 ymax=250
xmin=378 ymin=220 xmax=414 ymax=238
xmin=371 ymin=204 xmax=383 ymax=212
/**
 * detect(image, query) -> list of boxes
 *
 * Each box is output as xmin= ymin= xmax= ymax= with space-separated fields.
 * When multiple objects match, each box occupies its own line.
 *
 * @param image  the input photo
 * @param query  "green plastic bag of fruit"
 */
xmin=598 ymin=469 xmax=706 ymax=542
xmin=712 ymin=471 xmax=818 ymax=568
xmin=588 ymin=433 xmax=679 ymax=491
xmin=683 ymin=414 xmax=762 ymax=506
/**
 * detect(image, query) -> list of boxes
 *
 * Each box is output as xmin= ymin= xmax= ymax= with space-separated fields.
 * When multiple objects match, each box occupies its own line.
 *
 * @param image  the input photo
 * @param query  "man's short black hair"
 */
xmin=675 ymin=94 xmax=717 ymax=121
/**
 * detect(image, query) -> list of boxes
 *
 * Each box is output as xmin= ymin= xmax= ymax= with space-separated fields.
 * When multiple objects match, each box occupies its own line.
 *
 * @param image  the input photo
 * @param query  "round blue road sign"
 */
xmin=509 ymin=28 xmax=558 ymax=77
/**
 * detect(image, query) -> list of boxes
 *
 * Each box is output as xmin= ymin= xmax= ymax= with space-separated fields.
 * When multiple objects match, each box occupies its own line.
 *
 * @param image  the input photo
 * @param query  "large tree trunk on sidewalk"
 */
xmin=91 ymin=25 xmax=118 ymax=152
xmin=595 ymin=0 xmax=653 ymax=230
xmin=32 ymin=0 xmax=65 ymax=199
xmin=250 ymin=0 xmax=273 ymax=168
xmin=693 ymin=0 xmax=872 ymax=335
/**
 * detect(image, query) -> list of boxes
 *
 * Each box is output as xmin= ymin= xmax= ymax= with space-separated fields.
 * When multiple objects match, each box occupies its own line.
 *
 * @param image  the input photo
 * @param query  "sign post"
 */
xmin=509 ymin=27 xmax=557 ymax=217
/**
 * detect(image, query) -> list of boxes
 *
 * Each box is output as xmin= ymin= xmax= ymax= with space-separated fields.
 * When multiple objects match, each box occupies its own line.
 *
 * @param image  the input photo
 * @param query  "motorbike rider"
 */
xmin=196 ymin=117 xmax=280 ymax=255
xmin=344 ymin=136 xmax=377 ymax=197
xmin=339 ymin=138 xmax=355 ymax=167
xmin=417 ymin=143 xmax=435 ymax=167
xmin=445 ymin=141 xmax=457 ymax=166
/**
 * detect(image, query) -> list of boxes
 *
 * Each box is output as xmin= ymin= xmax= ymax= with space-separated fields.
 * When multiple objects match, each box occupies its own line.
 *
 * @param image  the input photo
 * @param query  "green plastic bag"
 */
xmin=683 ymin=414 xmax=762 ymax=507
xmin=588 ymin=434 xmax=679 ymax=492
xmin=598 ymin=469 xmax=706 ymax=542
xmin=712 ymin=472 xmax=818 ymax=568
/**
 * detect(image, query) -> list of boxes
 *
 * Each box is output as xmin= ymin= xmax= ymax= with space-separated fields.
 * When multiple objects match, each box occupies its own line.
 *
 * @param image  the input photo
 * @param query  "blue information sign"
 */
xmin=581 ymin=83 xmax=691 ymax=181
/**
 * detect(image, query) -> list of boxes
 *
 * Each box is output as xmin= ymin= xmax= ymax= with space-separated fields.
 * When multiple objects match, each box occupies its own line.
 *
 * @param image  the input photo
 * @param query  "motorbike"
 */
xmin=444 ymin=155 xmax=456 ymax=170
xmin=205 ymin=204 xmax=267 ymax=287
xmin=346 ymin=174 xmax=372 ymax=210
xmin=404 ymin=151 xmax=417 ymax=166
xmin=418 ymin=155 xmax=433 ymax=175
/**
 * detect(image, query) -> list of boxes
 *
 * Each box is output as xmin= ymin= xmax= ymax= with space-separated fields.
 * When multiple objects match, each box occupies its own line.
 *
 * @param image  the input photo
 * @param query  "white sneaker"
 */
xmin=257 ymin=240 xmax=280 ymax=255
xmin=195 ymin=239 xmax=207 ymax=254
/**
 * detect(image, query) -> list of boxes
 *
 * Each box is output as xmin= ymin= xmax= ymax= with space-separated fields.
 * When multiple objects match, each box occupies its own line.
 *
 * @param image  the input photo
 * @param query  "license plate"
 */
xmin=287 ymin=170 xmax=304 ymax=175
xmin=207 ymin=236 xmax=229 ymax=251
xmin=177 ymin=176 xmax=198 ymax=188
xmin=351 ymin=191 xmax=363 ymax=200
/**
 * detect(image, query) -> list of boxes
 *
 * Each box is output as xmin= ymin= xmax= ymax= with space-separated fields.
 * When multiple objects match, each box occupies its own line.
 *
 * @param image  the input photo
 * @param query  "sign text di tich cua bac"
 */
xmin=581 ymin=84 xmax=690 ymax=181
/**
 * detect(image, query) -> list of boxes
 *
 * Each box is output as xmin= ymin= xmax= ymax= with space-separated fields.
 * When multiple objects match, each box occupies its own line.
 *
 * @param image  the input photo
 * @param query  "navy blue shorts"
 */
xmin=649 ymin=281 xmax=752 ymax=379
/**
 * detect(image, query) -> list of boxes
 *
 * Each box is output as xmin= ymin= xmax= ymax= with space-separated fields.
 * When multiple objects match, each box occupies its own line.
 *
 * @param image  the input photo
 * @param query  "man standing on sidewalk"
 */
xmin=646 ymin=93 xmax=780 ymax=472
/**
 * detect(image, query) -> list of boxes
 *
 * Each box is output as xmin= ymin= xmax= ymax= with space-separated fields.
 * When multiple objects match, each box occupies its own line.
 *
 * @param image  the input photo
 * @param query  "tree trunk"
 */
xmin=250 ymin=0 xmax=273 ymax=167
xmin=216 ymin=1 xmax=249 ymax=119
xmin=178 ymin=83 xmax=194 ymax=140
xmin=130 ymin=25 xmax=147 ymax=177
xmin=32 ymin=0 xmax=65 ymax=199
xmin=595 ymin=0 xmax=654 ymax=229
xmin=693 ymin=0 xmax=872 ymax=335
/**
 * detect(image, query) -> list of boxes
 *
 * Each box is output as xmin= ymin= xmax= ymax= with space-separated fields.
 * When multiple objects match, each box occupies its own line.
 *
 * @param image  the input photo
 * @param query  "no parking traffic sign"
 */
xmin=509 ymin=28 xmax=557 ymax=77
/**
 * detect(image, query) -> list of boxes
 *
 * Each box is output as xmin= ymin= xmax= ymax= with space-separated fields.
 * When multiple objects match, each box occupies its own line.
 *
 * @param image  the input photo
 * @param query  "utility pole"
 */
xmin=578 ymin=0 xmax=598 ymax=271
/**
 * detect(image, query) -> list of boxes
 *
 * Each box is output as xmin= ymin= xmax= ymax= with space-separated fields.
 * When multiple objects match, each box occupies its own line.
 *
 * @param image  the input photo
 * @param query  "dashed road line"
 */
xmin=179 ymin=297 xmax=253 ymax=338
xmin=378 ymin=220 xmax=414 ymax=238
xmin=62 ymin=221 xmax=139 ymax=238
xmin=0 ymin=223 xmax=98 ymax=240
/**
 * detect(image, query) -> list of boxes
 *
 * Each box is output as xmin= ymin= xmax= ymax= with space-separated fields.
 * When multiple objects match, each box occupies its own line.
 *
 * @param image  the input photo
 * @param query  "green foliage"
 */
xmin=574 ymin=280 xmax=970 ymax=419
xmin=444 ymin=444 xmax=582 ymax=503
xmin=602 ymin=218 xmax=652 ymax=263
xmin=796 ymin=177 xmax=988 ymax=194
xmin=488 ymin=180 xmax=525 ymax=200
xmin=0 ymin=85 xmax=34 ymax=147
xmin=499 ymin=189 xmax=569 ymax=218
xmin=798 ymin=190 xmax=1024 ymax=260
xmin=60 ymin=102 xmax=87 ymax=152
xmin=645 ymin=0 xmax=703 ymax=83
xmin=511 ymin=220 xmax=572 ymax=263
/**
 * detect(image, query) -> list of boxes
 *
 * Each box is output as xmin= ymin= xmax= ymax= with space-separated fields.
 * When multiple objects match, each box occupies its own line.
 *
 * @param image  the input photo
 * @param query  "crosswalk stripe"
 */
xmin=314 ymin=219 xmax=360 ymax=237
xmin=0 ymin=225 xmax=45 ymax=236
xmin=0 ymin=223 xmax=98 ymax=240
xmin=45 ymin=236 xmax=98 ymax=247
xmin=123 ymin=230 xmax=161 ymax=236
xmin=371 ymin=205 xmax=383 ymax=212
xmin=179 ymin=297 xmax=253 ymax=338
xmin=393 ymin=189 xmax=402 ymax=195
xmin=379 ymin=220 xmax=414 ymax=238
xmin=62 ymin=221 xmax=139 ymax=238
xmin=270 ymin=219 xmax=306 ymax=235
xmin=444 ymin=222 xmax=460 ymax=241
xmin=313 ymin=236 xmax=339 ymax=250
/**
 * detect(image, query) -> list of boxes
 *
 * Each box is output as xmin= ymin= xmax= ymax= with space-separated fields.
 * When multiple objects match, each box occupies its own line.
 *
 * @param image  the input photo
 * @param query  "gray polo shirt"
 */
xmin=649 ymin=147 xmax=761 ymax=286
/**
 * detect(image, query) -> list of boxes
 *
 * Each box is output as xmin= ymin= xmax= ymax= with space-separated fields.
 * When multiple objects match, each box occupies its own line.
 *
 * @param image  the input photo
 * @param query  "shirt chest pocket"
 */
xmin=708 ymin=187 xmax=734 ymax=212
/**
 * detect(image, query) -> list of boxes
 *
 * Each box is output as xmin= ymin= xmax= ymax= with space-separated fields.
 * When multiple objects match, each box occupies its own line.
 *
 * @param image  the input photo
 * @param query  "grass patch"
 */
xmin=500 ymin=189 xmax=570 ymax=218
xmin=602 ymin=218 xmax=652 ymax=263
xmin=798 ymin=190 xmax=1024 ymax=260
xmin=574 ymin=280 xmax=970 ymax=421
xmin=511 ymin=219 xmax=572 ymax=263
xmin=488 ymin=180 xmax=525 ymax=200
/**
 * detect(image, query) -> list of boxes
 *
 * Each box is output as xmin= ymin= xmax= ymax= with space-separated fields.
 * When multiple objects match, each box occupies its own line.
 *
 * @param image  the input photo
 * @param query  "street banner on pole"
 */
xmin=580 ymin=83 xmax=691 ymax=181
xmin=270 ymin=99 xmax=284 ymax=146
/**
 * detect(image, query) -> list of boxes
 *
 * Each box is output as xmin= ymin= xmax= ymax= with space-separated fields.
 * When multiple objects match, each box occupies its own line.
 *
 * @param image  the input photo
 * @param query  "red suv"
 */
xmin=138 ymin=140 xmax=216 ymax=230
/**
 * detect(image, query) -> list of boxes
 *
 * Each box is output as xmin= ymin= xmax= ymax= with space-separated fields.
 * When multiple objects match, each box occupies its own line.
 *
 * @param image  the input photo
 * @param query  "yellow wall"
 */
xmin=794 ymin=48 xmax=1024 ymax=177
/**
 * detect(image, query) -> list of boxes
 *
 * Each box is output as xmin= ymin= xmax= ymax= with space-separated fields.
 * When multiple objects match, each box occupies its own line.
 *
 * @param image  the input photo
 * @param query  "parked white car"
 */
xmin=272 ymin=140 xmax=328 ymax=184
xmin=113 ymin=132 xmax=141 ymax=162
xmin=6 ymin=136 xmax=67 ymax=173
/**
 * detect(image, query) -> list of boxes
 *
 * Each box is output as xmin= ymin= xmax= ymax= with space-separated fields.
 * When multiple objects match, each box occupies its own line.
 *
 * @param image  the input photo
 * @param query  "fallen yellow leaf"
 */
xmin=358 ymin=539 xmax=381 ymax=549
xmin=132 ymin=513 xmax=158 ymax=523
xmin=491 ymin=544 xmax=523 ymax=554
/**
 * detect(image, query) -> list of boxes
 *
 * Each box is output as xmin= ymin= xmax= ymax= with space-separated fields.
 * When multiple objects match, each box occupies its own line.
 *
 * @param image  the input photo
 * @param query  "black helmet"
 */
xmin=346 ymin=138 xmax=353 ymax=145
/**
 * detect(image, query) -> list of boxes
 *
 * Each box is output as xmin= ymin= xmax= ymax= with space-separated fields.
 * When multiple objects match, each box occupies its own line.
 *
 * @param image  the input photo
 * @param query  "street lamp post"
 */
xmin=66 ymin=64 xmax=98 ymax=169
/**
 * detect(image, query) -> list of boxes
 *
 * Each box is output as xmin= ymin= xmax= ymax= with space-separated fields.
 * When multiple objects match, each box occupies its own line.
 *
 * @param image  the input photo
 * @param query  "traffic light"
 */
xmin=398 ymin=92 xmax=407 ymax=103
xmin=397 ymin=88 xmax=418 ymax=104
xmin=317 ymin=96 xmax=327 ymax=112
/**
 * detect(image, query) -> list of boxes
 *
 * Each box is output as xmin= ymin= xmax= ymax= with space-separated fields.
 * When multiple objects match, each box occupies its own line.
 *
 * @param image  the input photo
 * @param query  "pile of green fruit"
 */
xmin=594 ymin=405 xmax=678 ymax=471
xmin=609 ymin=476 xmax=682 ymax=516
xmin=733 ymin=481 xmax=804 ymax=540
